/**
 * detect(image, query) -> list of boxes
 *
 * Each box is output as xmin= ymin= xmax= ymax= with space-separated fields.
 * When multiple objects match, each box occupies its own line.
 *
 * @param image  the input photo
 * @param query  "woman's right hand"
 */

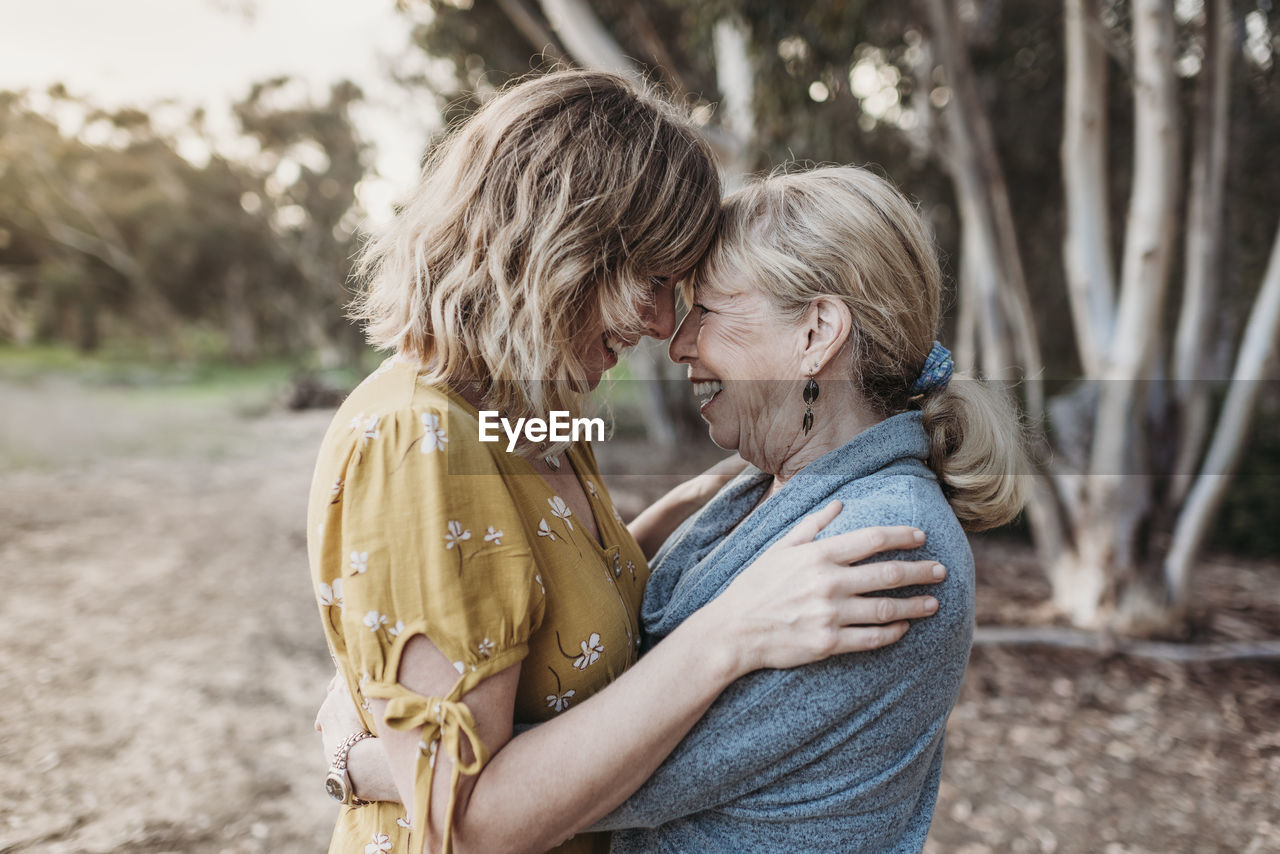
xmin=705 ymin=499 xmax=945 ymax=675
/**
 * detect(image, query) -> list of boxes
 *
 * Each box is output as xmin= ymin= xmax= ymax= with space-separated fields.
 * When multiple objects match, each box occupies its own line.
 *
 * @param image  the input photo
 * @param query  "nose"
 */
xmin=641 ymin=280 xmax=678 ymax=340
xmin=668 ymin=309 xmax=698 ymax=364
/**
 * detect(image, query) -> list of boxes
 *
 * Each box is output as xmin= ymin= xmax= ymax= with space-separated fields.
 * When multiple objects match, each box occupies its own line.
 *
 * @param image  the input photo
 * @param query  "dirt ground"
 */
xmin=1 ymin=378 xmax=1277 ymax=854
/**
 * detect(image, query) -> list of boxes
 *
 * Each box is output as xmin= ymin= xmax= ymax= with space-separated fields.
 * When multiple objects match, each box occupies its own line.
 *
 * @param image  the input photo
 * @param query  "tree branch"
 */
xmin=1061 ymin=0 xmax=1117 ymax=374
xmin=1165 ymin=219 xmax=1280 ymax=602
xmin=1089 ymin=0 xmax=1180 ymax=482
xmin=495 ymin=0 xmax=567 ymax=64
xmin=1170 ymin=0 xmax=1234 ymax=503
xmin=711 ymin=15 xmax=754 ymax=183
xmin=538 ymin=0 xmax=639 ymax=78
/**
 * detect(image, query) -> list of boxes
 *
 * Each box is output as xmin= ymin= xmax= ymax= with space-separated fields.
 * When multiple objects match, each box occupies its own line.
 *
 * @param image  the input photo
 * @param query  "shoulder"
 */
xmin=817 ymin=469 xmax=974 ymax=606
xmin=316 ymin=362 xmax=517 ymax=484
xmin=816 ymin=463 xmax=950 ymax=535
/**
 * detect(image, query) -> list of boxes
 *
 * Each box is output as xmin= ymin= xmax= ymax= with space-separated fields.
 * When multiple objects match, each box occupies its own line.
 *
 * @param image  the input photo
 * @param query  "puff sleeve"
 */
xmin=333 ymin=405 xmax=545 ymax=852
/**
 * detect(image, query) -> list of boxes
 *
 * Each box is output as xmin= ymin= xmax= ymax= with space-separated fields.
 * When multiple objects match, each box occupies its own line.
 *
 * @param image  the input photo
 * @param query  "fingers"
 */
xmin=776 ymin=500 xmax=843 ymax=547
xmin=817 ymin=525 xmax=926 ymax=564
xmin=833 ymin=621 xmax=911 ymax=654
xmin=838 ymin=559 xmax=946 ymax=596
xmin=839 ymin=592 xmax=939 ymax=626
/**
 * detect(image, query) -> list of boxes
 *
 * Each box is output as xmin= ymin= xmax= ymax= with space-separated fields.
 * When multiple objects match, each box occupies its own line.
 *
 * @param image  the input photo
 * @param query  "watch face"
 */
xmin=325 ymin=774 xmax=346 ymax=801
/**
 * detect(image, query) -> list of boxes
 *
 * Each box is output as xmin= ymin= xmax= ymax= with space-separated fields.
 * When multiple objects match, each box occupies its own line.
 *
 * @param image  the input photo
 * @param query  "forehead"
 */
xmin=693 ymin=264 xmax=746 ymax=301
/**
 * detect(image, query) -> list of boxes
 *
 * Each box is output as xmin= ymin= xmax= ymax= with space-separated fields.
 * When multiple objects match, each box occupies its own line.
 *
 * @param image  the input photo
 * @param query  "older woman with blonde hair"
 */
xmin=586 ymin=164 xmax=1029 ymax=852
xmin=308 ymin=73 xmax=945 ymax=854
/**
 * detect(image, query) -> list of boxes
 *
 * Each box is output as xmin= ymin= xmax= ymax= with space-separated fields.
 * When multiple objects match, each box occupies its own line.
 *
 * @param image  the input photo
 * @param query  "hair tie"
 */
xmin=912 ymin=341 xmax=953 ymax=394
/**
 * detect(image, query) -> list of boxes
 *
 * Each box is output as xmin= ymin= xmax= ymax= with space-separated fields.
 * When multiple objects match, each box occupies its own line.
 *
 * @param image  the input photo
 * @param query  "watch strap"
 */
xmin=327 ymin=729 xmax=375 ymax=805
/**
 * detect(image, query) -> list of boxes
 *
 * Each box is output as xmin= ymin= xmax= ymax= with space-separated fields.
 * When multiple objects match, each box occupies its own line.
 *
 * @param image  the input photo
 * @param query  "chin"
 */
xmin=705 ymin=421 xmax=739 ymax=453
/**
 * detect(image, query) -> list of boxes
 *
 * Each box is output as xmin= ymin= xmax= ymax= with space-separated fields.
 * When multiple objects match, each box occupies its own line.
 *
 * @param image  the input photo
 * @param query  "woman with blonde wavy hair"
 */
xmin=308 ymin=72 xmax=946 ymax=854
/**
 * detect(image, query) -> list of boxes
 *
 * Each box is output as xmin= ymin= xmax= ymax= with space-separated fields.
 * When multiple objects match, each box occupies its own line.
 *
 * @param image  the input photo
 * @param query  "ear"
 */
xmin=802 ymin=296 xmax=852 ymax=374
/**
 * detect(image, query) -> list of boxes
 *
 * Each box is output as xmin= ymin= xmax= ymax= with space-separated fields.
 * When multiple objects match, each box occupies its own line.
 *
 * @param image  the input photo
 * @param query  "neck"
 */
xmin=395 ymin=352 xmax=490 ymax=411
xmin=760 ymin=385 xmax=881 ymax=499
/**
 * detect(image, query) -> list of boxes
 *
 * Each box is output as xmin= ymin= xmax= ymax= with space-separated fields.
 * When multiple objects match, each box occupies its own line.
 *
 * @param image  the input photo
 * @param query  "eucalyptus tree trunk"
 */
xmin=1080 ymin=0 xmax=1181 ymax=632
xmin=1165 ymin=224 xmax=1280 ymax=601
xmin=927 ymin=0 xmax=1269 ymax=634
xmin=1170 ymin=0 xmax=1234 ymax=505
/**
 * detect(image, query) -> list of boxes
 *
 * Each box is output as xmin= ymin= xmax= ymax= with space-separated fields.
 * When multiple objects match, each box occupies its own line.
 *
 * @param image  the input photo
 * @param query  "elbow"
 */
xmin=424 ymin=823 xmax=546 ymax=854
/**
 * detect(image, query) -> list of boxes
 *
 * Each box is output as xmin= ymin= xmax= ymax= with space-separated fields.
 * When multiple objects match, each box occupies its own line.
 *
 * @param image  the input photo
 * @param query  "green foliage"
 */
xmin=0 ymin=78 xmax=370 ymax=365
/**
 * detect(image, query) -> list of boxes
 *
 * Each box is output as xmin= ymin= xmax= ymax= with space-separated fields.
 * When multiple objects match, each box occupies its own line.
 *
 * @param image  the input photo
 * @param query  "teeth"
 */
xmin=693 ymin=380 xmax=723 ymax=399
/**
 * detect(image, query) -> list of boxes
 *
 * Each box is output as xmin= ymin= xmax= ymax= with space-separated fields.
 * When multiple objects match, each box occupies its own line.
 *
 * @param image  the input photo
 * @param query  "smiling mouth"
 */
xmin=692 ymin=379 xmax=723 ymax=406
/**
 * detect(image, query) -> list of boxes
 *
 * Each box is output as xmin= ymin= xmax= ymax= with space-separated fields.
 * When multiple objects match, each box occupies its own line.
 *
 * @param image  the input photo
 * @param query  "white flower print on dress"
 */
xmin=349 ymin=551 xmax=369 ymax=574
xmin=317 ymin=577 xmax=344 ymax=609
xmin=363 ymin=611 xmax=388 ymax=632
xmin=388 ymin=620 xmax=404 ymax=637
xmin=396 ymin=815 xmax=412 ymax=829
xmin=477 ymin=637 xmax=494 ymax=658
xmin=546 ymin=689 xmax=576 ymax=712
xmin=365 ymin=832 xmax=393 ymax=854
xmin=573 ymin=633 xmax=604 ymax=670
xmin=350 ymin=413 xmax=381 ymax=444
xmin=585 ymin=480 xmax=599 ymax=499
xmin=535 ymin=573 xmax=545 ymax=594
xmin=419 ymin=412 xmax=448 ymax=453
xmin=444 ymin=520 xmax=471 ymax=550
xmin=545 ymin=666 xmax=575 ymax=712
xmin=483 ymin=526 xmax=503 ymax=544
xmin=452 ymin=661 xmax=466 ymax=674
xmin=548 ymin=496 xmax=574 ymax=530
xmin=536 ymin=519 xmax=558 ymax=541
xmin=543 ymin=453 xmax=561 ymax=470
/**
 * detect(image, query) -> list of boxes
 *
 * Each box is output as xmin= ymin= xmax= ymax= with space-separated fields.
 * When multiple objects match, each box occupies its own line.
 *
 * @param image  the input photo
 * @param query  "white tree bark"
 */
xmin=1088 ymin=0 xmax=1179 ymax=495
xmin=1170 ymin=0 xmax=1234 ymax=502
xmin=1165 ymin=222 xmax=1280 ymax=602
xmin=538 ymin=0 xmax=640 ymax=78
xmin=922 ymin=0 xmax=1045 ymax=421
xmin=712 ymin=16 xmax=754 ymax=184
xmin=923 ymin=0 xmax=1012 ymax=382
xmin=1061 ymin=0 xmax=1116 ymax=374
xmin=496 ymin=0 xmax=566 ymax=62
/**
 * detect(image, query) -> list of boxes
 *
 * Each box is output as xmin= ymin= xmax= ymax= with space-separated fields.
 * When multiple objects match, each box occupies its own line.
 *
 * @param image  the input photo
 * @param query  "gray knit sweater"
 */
xmin=593 ymin=412 xmax=974 ymax=853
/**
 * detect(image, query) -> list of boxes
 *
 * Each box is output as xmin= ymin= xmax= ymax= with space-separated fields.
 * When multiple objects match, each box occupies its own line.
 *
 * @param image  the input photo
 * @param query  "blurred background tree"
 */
xmin=1 ymin=0 xmax=1277 ymax=639
xmin=402 ymin=0 xmax=1280 ymax=636
xmin=0 ymin=75 xmax=368 ymax=367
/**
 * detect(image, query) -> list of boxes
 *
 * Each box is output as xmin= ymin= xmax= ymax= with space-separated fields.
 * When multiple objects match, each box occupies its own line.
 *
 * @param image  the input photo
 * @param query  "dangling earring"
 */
xmin=802 ymin=371 xmax=819 ymax=435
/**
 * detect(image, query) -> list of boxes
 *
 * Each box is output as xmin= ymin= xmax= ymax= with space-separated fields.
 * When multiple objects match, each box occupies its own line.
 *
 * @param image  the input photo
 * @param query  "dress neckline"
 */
xmin=419 ymin=369 xmax=614 ymax=554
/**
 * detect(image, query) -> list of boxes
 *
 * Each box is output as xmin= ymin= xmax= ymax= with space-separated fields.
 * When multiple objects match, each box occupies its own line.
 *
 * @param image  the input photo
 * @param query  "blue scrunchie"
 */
xmin=911 ymin=341 xmax=953 ymax=394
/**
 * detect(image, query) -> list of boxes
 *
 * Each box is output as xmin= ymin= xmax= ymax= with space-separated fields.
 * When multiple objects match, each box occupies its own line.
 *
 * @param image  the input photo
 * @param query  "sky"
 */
xmin=0 ymin=0 xmax=439 ymax=219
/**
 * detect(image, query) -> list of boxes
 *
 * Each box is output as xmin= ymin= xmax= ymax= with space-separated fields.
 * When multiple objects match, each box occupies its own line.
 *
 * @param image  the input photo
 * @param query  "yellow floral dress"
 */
xmin=307 ymin=358 xmax=648 ymax=854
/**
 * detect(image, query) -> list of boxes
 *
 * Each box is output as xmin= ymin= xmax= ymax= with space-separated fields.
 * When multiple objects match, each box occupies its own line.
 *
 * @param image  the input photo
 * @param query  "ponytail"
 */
xmin=919 ymin=374 xmax=1029 ymax=531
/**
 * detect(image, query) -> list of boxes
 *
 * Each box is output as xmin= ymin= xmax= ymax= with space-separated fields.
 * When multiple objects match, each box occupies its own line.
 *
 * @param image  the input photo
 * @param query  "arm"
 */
xmin=626 ymin=454 xmax=747 ymax=559
xmin=592 ymin=513 xmax=972 ymax=831
xmin=333 ymin=508 xmax=945 ymax=853
xmin=591 ymin=603 xmax=967 ymax=832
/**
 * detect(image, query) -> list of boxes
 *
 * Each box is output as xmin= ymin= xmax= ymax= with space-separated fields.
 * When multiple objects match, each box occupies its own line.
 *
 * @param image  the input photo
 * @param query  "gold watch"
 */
xmin=325 ymin=729 xmax=374 ymax=805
